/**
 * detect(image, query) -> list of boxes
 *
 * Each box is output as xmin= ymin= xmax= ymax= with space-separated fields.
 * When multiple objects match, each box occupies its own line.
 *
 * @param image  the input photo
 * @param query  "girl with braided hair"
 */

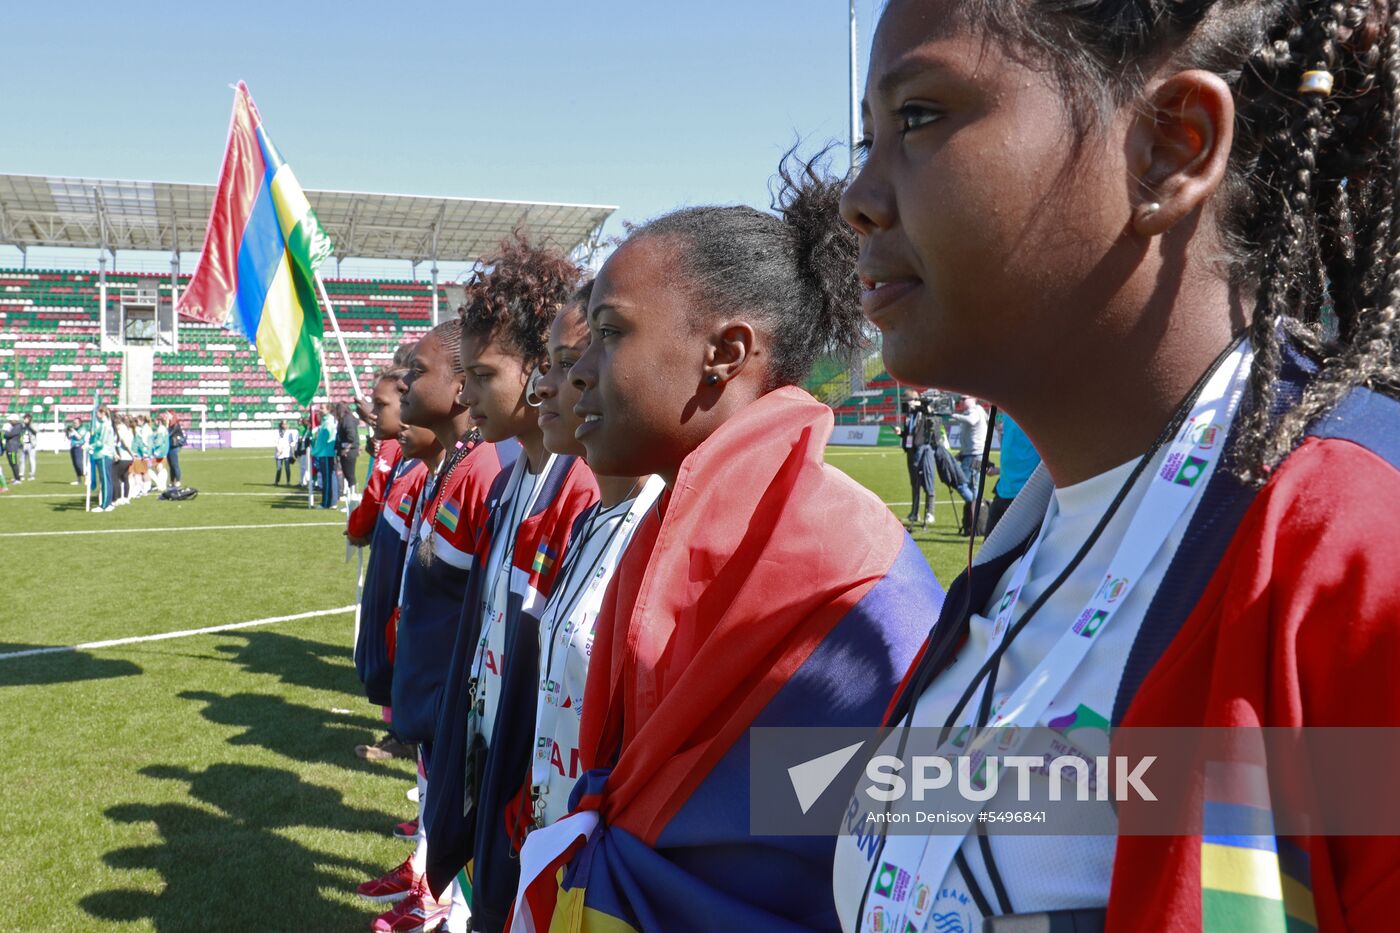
xmin=835 ymin=1 xmax=1400 ymax=931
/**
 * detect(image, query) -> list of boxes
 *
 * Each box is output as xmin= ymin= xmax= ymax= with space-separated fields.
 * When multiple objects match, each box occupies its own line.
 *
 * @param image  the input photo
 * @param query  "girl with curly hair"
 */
xmin=420 ymin=235 xmax=601 ymax=931
xmin=833 ymin=2 xmax=1400 ymax=931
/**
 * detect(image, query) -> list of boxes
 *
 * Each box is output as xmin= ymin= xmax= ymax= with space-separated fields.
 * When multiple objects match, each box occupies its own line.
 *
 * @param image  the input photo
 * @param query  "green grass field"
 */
xmin=0 ymin=446 xmax=979 ymax=931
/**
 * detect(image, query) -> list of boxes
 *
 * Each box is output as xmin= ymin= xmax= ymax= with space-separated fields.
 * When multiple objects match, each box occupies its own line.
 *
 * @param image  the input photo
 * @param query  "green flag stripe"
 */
xmin=1203 ymin=889 xmax=1290 ymax=933
xmin=279 ymin=261 xmax=324 ymax=406
xmin=285 ymin=215 xmax=333 ymax=285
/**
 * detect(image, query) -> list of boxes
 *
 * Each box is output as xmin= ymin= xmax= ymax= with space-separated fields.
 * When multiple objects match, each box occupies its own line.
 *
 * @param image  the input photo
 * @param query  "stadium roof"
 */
xmin=0 ymin=173 xmax=616 ymax=264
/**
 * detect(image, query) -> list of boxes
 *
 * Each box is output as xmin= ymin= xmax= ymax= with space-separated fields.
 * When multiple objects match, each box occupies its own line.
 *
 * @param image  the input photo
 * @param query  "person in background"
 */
xmin=311 ymin=404 xmax=339 ymax=509
xmin=274 ymin=420 xmax=296 ymax=485
xmin=86 ymin=406 xmax=116 ymax=512
xmin=986 ymin=415 xmax=1041 ymax=535
xmin=164 ymin=412 xmax=186 ymax=488
xmin=128 ymin=415 xmax=151 ymax=498
xmin=336 ymin=401 xmax=361 ymax=500
xmin=65 ymin=419 xmax=87 ymax=485
xmin=112 ymin=414 xmax=134 ymax=506
xmin=3 ymin=416 xmax=21 ymax=483
xmin=948 ymin=394 xmax=989 ymax=483
xmin=149 ymin=415 xmax=170 ymax=492
xmin=19 ymin=414 xmax=37 ymax=482
xmin=896 ymin=388 xmax=938 ymax=525
xmin=296 ymin=416 xmax=312 ymax=487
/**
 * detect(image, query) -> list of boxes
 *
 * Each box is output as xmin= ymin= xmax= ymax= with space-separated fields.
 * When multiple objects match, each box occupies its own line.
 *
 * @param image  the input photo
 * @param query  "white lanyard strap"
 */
xmin=469 ymin=454 xmax=555 ymax=702
xmin=862 ymin=344 xmax=1251 ymax=933
xmin=395 ymin=466 xmax=439 ymax=606
xmin=529 ymin=476 xmax=664 ymax=797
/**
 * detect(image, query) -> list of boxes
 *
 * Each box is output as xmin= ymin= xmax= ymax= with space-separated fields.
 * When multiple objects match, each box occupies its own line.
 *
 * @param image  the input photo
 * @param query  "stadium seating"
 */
xmin=0 ymin=269 xmax=435 ymax=428
xmin=2 ymin=266 xmax=900 ymax=431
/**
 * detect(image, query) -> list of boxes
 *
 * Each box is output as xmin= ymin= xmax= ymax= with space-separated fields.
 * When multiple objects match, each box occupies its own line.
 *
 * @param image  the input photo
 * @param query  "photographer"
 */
xmin=896 ymin=389 xmax=938 ymax=525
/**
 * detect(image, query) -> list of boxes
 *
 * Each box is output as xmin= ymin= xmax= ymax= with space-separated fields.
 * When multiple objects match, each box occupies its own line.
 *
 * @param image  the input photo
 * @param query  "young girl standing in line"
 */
xmin=527 ymin=282 xmax=665 ymax=833
xmin=832 ymin=3 xmax=1400 ymax=930
xmin=358 ymin=323 xmax=513 ymax=933
xmin=420 ymin=237 xmax=599 ymax=932
xmin=512 ymin=161 xmax=942 ymax=932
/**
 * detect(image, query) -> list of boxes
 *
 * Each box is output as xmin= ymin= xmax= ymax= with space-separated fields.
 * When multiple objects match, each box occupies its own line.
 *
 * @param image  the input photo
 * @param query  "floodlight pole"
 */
xmin=849 ymin=0 xmax=860 ymax=174
xmin=96 ymin=186 xmax=110 ymax=348
xmin=430 ymin=209 xmax=442 ymax=325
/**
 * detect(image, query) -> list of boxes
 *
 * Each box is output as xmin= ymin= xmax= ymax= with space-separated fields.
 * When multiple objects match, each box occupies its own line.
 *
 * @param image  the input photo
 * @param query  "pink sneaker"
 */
xmin=356 ymin=857 xmax=418 ymax=903
xmin=370 ymin=877 xmax=449 ymax=932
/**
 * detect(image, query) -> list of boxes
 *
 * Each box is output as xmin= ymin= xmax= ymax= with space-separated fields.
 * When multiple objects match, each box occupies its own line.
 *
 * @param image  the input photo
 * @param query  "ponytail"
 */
xmin=632 ymin=147 xmax=866 ymax=390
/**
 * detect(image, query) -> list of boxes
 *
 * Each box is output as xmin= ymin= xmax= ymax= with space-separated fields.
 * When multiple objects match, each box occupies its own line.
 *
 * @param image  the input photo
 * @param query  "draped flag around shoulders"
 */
xmin=512 ymin=387 xmax=941 ymax=932
xmin=179 ymin=81 xmax=333 ymax=406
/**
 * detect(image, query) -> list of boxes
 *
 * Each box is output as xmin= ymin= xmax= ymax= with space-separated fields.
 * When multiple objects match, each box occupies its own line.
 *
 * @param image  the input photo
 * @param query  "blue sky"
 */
xmin=1 ymin=0 xmax=881 ymax=275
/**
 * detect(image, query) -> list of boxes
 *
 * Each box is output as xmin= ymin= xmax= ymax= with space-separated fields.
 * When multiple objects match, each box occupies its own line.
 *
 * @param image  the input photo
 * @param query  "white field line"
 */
xmin=0 ymin=521 xmax=342 ymax=539
xmin=0 ymin=605 xmax=356 ymax=662
xmin=3 ymin=491 xmax=307 ymax=499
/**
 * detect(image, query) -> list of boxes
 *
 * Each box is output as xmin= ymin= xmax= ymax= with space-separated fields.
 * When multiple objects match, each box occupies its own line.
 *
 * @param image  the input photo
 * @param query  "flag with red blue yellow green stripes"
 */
xmin=180 ymin=81 xmax=332 ymax=406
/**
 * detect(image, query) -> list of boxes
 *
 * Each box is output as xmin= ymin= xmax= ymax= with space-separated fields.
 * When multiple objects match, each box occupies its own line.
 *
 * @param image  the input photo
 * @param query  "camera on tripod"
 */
xmin=905 ymin=390 xmax=957 ymax=417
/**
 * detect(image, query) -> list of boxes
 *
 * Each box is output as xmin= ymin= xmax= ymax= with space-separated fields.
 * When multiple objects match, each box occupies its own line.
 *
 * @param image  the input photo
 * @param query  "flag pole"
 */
xmin=313 ymin=272 xmax=365 ymax=403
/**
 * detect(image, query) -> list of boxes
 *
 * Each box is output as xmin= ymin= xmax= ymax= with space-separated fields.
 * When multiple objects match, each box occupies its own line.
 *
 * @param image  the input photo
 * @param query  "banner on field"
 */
xmin=829 ymin=426 xmax=881 ymax=447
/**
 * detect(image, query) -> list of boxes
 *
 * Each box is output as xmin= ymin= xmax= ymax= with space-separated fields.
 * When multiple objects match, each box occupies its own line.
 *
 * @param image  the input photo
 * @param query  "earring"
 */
xmin=704 ymin=374 xmax=720 ymax=386
xmin=1140 ymin=202 xmax=1162 ymax=219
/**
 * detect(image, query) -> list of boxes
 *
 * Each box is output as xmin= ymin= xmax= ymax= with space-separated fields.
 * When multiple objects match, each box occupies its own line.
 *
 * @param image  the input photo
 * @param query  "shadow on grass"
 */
xmin=80 ymin=763 xmax=399 ymax=931
xmin=215 ymin=628 xmax=357 ymax=694
xmin=269 ymin=497 xmax=339 ymax=511
xmin=0 ymin=645 xmax=142 ymax=688
xmin=179 ymin=689 xmax=408 ymax=777
xmin=48 ymin=500 xmax=97 ymax=513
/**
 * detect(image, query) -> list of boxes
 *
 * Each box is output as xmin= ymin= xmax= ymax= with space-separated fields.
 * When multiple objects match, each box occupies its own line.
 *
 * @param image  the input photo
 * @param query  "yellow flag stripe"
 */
xmin=255 ymin=250 xmax=305 ymax=382
xmin=1202 ymin=842 xmax=1284 ymax=902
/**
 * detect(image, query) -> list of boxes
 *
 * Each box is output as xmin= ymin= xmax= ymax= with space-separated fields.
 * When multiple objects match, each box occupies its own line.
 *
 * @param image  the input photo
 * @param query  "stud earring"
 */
xmin=704 ymin=374 xmax=720 ymax=386
xmin=1141 ymin=201 xmax=1162 ymax=219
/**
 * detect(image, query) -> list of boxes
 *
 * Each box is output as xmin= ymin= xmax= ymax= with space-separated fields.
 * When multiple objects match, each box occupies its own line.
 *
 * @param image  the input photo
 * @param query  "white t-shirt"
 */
xmin=833 ymin=444 xmax=1208 ymax=930
xmin=531 ymin=476 xmax=665 ymax=827
xmin=952 ymin=404 xmax=989 ymax=454
xmin=474 ymin=456 xmax=550 ymax=748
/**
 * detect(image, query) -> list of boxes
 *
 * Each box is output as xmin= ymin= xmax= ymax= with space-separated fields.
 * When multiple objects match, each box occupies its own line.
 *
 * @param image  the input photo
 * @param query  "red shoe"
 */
xmin=357 ymin=857 xmax=418 ymax=903
xmin=370 ymin=877 xmax=449 ymax=932
xmin=393 ymin=818 xmax=418 ymax=840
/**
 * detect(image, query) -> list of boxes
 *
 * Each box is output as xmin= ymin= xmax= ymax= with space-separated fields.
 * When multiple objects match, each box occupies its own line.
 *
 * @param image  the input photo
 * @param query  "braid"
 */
xmin=1233 ymin=2 xmax=1346 ymax=483
xmin=962 ymin=0 xmax=1400 ymax=483
xmin=1266 ymin=2 xmax=1400 ymax=457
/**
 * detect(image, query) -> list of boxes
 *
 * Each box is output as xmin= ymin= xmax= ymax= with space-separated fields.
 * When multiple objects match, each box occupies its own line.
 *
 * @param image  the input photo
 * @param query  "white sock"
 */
xmin=446 ymin=878 xmax=472 ymax=931
xmin=410 ymin=768 xmax=429 ymax=874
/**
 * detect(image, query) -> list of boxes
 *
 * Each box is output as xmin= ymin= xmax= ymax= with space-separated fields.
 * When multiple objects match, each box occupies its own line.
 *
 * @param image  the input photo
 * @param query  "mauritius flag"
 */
xmin=510 ymin=388 xmax=940 ymax=932
xmin=179 ymin=81 xmax=332 ymax=406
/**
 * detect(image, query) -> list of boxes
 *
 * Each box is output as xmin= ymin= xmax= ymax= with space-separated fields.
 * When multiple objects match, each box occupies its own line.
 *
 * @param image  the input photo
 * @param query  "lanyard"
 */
xmin=861 ymin=343 xmax=1251 ymax=933
xmin=469 ymin=454 xmax=555 ymax=725
xmin=529 ymin=476 xmax=665 ymax=806
xmin=397 ymin=466 xmax=439 ymax=606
